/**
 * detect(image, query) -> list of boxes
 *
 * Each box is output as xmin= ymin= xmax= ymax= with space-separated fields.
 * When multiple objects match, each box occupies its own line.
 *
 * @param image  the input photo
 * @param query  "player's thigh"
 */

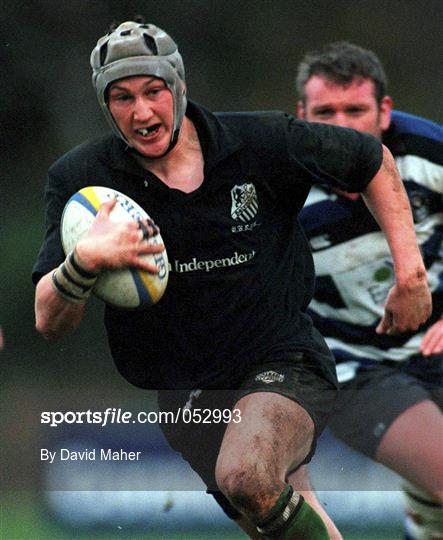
xmin=217 ymin=353 xmax=338 ymax=478
xmin=328 ymin=364 xmax=435 ymax=458
xmin=375 ymin=399 xmax=443 ymax=497
xmin=218 ymin=391 xmax=315 ymax=478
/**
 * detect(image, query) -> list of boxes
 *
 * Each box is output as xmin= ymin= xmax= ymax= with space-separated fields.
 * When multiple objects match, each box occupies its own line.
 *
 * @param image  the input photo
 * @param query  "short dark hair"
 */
xmin=296 ymin=41 xmax=388 ymax=104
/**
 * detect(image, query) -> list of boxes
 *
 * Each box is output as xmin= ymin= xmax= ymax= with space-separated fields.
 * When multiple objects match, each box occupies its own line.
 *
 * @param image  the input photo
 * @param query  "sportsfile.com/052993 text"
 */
xmin=40 ymin=407 xmax=242 ymax=427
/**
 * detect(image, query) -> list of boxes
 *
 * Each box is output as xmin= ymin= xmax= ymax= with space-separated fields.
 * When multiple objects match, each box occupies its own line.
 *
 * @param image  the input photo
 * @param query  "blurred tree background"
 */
xmin=1 ymin=0 xmax=442 ymax=392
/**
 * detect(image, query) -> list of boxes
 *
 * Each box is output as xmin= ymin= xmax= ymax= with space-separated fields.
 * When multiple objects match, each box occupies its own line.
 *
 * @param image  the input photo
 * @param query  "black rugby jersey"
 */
xmin=33 ymin=101 xmax=382 ymax=389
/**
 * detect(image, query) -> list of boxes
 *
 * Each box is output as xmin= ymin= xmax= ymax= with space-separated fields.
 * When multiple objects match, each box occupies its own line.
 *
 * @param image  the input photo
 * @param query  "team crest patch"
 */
xmin=231 ymin=183 xmax=258 ymax=222
xmin=255 ymin=371 xmax=285 ymax=384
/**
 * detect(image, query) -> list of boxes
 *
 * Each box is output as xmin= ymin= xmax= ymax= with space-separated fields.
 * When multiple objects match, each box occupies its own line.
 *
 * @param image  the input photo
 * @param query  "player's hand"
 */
xmin=420 ymin=319 xmax=443 ymax=356
xmin=376 ymin=280 xmax=432 ymax=335
xmin=75 ymin=199 xmax=164 ymax=274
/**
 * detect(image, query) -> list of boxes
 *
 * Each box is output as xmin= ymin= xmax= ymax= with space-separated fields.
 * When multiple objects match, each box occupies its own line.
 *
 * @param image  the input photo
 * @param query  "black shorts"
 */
xmin=328 ymin=354 xmax=443 ymax=458
xmin=157 ymin=349 xmax=338 ymax=519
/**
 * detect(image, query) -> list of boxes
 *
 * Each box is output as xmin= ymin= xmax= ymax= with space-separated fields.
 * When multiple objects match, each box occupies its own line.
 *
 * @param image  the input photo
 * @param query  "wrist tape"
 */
xmin=52 ymin=250 xmax=98 ymax=303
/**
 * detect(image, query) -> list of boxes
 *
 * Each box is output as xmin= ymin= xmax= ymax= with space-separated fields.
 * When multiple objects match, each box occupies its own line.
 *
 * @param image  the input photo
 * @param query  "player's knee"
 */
xmin=215 ymin=461 xmax=275 ymax=519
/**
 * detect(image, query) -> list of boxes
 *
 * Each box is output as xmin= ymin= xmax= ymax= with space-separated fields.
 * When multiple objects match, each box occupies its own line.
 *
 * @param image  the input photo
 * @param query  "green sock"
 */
xmin=258 ymin=491 xmax=329 ymax=540
xmin=279 ymin=498 xmax=329 ymax=539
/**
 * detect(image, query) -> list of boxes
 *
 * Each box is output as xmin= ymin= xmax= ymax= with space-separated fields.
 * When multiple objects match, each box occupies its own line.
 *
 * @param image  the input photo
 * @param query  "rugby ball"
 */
xmin=60 ymin=186 xmax=169 ymax=309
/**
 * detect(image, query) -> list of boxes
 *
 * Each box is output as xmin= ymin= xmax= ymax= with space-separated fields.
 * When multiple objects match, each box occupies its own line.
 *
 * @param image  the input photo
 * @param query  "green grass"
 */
xmin=1 ymin=493 xmax=400 ymax=539
xmin=1 ymin=492 xmax=238 ymax=540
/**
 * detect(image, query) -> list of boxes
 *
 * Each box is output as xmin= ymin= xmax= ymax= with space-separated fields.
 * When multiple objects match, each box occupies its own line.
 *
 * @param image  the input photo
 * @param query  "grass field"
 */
xmin=1 ymin=493 xmax=401 ymax=539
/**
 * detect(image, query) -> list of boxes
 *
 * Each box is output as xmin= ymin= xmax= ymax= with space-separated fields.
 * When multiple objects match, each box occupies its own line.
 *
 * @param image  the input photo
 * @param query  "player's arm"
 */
xmin=362 ymin=145 xmax=432 ymax=334
xmin=35 ymin=272 xmax=87 ymax=340
xmin=35 ymin=199 xmax=163 ymax=341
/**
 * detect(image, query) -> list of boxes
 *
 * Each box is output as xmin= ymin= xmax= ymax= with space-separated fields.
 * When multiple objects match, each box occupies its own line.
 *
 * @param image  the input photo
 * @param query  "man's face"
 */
xmin=297 ymin=75 xmax=392 ymax=139
xmin=108 ymin=76 xmax=174 ymax=158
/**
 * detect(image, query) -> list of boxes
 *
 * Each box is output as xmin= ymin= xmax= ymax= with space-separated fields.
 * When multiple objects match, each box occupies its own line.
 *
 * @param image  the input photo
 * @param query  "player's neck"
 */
xmin=135 ymin=118 xmax=204 ymax=193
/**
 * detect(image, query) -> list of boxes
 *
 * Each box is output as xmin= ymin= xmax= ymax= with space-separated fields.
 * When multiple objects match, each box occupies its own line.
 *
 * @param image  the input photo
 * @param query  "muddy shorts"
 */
xmin=157 ymin=349 xmax=338 ymax=519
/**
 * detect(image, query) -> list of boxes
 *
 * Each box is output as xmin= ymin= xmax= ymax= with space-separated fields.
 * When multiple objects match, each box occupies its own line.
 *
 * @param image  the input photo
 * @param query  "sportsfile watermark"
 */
xmin=41 ymin=407 xmax=242 ymax=428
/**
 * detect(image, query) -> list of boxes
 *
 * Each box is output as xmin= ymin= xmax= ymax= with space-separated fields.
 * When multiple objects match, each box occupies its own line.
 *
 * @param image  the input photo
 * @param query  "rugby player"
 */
xmin=33 ymin=24 xmax=432 ymax=539
xmin=296 ymin=41 xmax=443 ymax=539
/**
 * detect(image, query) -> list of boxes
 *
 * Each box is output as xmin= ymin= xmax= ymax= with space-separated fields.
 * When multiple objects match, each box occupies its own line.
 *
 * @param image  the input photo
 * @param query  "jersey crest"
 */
xmin=231 ymin=183 xmax=258 ymax=222
xmin=255 ymin=370 xmax=285 ymax=384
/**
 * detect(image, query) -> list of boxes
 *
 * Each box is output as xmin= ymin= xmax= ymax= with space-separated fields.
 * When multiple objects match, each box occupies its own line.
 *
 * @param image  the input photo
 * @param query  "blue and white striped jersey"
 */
xmin=300 ymin=111 xmax=443 ymax=381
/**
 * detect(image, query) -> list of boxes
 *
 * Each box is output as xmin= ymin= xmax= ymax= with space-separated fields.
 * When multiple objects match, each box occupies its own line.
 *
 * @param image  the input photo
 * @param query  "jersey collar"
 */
xmin=107 ymin=100 xmax=244 ymax=177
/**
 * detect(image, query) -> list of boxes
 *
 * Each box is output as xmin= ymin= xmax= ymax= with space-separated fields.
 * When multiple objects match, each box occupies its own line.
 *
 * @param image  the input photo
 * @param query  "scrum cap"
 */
xmin=90 ymin=21 xmax=186 ymax=150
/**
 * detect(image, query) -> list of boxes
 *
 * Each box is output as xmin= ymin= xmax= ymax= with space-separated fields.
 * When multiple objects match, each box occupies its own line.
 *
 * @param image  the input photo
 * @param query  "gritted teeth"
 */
xmin=137 ymin=124 xmax=160 ymax=136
